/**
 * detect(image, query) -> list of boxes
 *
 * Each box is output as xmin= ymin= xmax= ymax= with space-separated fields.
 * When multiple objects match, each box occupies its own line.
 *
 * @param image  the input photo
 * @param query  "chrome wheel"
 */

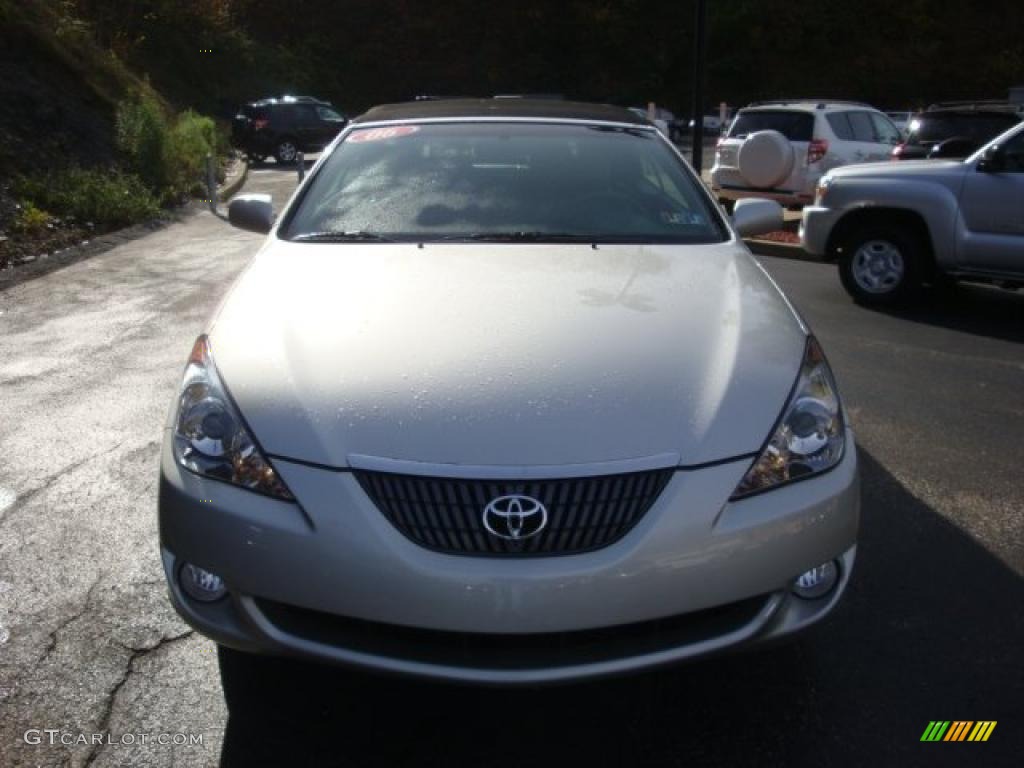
xmin=276 ymin=141 xmax=297 ymax=163
xmin=852 ymin=240 xmax=905 ymax=294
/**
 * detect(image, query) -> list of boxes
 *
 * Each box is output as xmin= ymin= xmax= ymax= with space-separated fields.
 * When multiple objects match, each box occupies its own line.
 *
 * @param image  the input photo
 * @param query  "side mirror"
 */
xmin=228 ymin=194 xmax=274 ymax=234
xmin=732 ymin=198 xmax=784 ymax=238
xmin=977 ymin=144 xmax=1005 ymax=173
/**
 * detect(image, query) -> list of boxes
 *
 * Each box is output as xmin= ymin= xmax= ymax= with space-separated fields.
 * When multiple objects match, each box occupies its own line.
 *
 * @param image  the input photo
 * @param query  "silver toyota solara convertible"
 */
xmin=159 ymin=99 xmax=859 ymax=684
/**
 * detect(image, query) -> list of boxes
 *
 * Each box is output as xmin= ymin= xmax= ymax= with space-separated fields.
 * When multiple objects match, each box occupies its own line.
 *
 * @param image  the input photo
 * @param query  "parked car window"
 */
xmin=728 ymin=111 xmax=813 ymax=142
xmin=846 ymin=111 xmax=877 ymax=142
xmin=300 ymin=105 xmax=324 ymax=123
xmin=870 ymin=113 xmax=902 ymax=144
xmin=317 ymin=106 xmax=345 ymax=121
xmin=276 ymin=105 xmax=301 ymax=123
xmin=284 ymin=122 xmax=727 ymax=243
xmin=826 ymin=113 xmax=854 ymax=141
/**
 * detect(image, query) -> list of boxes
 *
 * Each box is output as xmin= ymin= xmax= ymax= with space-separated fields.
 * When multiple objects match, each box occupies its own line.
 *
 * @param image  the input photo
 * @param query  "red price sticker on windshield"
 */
xmin=348 ymin=126 xmax=420 ymax=143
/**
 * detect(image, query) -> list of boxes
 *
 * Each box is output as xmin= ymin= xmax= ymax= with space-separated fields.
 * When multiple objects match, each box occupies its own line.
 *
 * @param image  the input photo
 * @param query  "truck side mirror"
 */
xmin=977 ymin=145 xmax=1006 ymax=173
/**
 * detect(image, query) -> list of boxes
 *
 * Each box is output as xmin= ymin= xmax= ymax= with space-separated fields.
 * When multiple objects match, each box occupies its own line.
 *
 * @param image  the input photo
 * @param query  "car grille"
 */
xmin=354 ymin=468 xmax=674 ymax=556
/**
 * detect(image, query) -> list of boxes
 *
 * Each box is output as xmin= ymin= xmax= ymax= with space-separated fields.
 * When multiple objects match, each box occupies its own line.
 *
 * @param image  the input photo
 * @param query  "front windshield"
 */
xmin=281 ymin=122 xmax=727 ymax=243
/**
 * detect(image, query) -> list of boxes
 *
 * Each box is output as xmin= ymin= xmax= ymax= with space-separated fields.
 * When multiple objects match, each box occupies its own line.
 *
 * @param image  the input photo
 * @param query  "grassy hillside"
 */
xmin=0 ymin=1 xmax=227 ymax=269
xmin=0 ymin=0 xmax=163 ymax=175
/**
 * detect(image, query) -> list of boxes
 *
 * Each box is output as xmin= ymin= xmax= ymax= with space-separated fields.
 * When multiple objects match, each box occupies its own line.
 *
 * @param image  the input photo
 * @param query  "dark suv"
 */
xmin=232 ymin=96 xmax=347 ymax=164
xmin=892 ymin=104 xmax=1021 ymax=160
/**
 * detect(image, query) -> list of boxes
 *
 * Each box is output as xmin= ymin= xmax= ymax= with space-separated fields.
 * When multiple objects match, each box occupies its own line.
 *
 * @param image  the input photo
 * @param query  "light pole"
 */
xmin=690 ymin=0 xmax=707 ymax=173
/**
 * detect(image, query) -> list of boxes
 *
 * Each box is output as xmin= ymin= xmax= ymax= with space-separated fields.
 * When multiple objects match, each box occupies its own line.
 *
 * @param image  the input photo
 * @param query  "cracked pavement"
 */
xmin=0 ymin=164 xmax=300 ymax=768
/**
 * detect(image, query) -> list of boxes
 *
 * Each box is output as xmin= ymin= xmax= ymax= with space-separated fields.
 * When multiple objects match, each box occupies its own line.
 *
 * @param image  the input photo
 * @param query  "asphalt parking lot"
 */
xmin=0 ymin=160 xmax=1021 ymax=767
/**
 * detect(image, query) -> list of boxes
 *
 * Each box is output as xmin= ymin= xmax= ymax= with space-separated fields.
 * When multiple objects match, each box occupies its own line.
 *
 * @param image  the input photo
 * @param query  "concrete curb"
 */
xmin=0 ymin=208 xmax=197 ymax=293
xmin=218 ymin=156 xmax=248 ymax=202
xmin=745 ymin=239 xmax=824 ymax=263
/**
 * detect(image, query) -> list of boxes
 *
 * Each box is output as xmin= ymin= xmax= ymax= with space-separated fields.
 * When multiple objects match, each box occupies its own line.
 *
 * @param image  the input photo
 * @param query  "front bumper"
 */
xmin=800 ymin=205 xmax=844 ymax=257
xmin=159 ymin=432 xmax=860 ymax=684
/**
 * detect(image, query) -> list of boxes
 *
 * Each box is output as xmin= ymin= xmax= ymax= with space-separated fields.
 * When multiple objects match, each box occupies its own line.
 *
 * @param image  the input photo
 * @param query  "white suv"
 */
xmin=711 ymin=101 xmax=902 ymax=209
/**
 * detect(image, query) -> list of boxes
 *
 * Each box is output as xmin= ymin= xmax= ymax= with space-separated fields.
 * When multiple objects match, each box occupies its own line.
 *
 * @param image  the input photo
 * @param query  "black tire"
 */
xmin=838 ymin=224 xmax=924 ymax=307
xmin=274 ymin=138 xmax=299 ymax=165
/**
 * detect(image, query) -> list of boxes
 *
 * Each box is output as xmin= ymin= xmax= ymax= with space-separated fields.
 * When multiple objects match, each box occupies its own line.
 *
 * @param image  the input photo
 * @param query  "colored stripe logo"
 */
xmin=921 ymin=721 xmax=997 ymax=742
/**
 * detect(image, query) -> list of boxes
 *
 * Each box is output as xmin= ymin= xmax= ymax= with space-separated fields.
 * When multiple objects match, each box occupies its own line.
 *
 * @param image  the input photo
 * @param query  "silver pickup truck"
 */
xmin=801 ymin=122 xmax=1024 ymax=305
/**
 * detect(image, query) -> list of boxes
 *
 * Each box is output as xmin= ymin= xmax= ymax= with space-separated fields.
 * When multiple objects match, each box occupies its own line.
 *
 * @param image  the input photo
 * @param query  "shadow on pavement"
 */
xmin=871 ymin=282 xmax=1024 ymax=344
xmin=218 ymin=449 xmax=1022 ymax=768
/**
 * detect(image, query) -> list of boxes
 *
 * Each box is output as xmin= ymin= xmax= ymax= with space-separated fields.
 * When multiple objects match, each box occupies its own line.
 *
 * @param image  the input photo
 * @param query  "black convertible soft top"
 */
xmin=351 ymin=99 xmax=649 ymax=126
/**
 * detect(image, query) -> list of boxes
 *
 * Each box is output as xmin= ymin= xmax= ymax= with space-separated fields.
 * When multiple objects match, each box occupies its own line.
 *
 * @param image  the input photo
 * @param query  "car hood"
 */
xmin=209 ymin=241 xmax=806 ymax=469
xmin=828 ymin=159 xmax=967 ymax=180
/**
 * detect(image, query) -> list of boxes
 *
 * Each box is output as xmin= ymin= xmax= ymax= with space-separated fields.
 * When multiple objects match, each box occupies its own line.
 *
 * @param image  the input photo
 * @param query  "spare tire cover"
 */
xmin=737 ymin=130 xmax=795 ymax=189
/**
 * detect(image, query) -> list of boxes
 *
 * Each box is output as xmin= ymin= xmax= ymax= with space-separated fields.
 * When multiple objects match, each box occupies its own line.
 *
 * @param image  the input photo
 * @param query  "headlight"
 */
xmin=814 ymin=176 xmax=832 ymax=205
xmin=732 ymin=337 xmax=844 ymax=498
xmin=173 ymin=336 xmax=294 ymax=500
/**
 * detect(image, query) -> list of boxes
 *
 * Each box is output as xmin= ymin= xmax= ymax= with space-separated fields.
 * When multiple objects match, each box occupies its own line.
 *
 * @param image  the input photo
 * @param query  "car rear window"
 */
xmin=282 ymin=122 xmax=727 ymax=244
xmin=907 ymin=113 xmax=1021 ymax=145
xmin=728 ymin=110 xmax=813 ymax=141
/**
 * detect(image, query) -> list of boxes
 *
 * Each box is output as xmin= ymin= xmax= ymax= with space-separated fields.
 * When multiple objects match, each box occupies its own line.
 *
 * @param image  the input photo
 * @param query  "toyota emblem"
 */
xmin=482 ymin=495 xmax=548 ymax=541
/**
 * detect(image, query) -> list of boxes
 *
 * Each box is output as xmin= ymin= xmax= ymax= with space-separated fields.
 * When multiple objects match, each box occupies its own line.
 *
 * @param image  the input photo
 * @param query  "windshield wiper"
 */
xmin=293 ymin=230 xmax=624 ymax=244
xmin=290 ymin=230 xmax=397 ymax=242
xmin=433 ymin=231 xmax=596 ymax=243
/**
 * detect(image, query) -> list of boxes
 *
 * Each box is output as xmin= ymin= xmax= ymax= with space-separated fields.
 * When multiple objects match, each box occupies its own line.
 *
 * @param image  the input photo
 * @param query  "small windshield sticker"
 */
xmin=348 ymin=126 xmax=420 ymax=143
xmin=661 ymin=210 xmax=706 ymax=226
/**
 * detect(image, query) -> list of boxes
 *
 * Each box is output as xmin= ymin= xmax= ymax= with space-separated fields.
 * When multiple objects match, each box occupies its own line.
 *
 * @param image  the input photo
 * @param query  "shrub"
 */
xmin=166 ymin=110 xmax=219 ymax=197
xmin=116 ymin=95 xmax=170 ymax=192
xmin=16 ymin=168 xmax=160 ymax=231
xmin=11 ymin=201 xmax=53 ymax=233
xmin=116 ymin=96 xmax=225 ymax=202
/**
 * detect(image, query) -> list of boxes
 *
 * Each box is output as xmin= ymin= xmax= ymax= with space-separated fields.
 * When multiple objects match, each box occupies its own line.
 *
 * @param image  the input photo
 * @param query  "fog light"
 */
xmin=791 ymin=561 xmax=838 ymax=599
xmin=180 ymin=562 xmax=227 ymax=602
